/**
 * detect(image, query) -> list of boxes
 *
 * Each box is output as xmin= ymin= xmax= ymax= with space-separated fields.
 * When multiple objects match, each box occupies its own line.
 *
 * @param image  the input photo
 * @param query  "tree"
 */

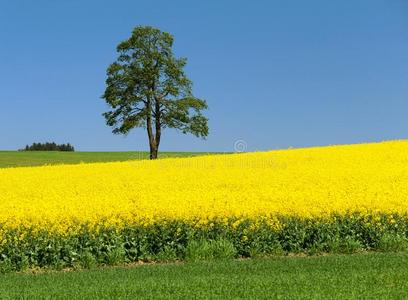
xmin=102 ymin=26 xmax=209 ymax=159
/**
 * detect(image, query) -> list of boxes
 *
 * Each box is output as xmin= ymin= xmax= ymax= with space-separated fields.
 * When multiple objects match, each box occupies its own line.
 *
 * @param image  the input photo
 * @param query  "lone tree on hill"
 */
xmin=102 ymin=26 xmax=209 ymax=159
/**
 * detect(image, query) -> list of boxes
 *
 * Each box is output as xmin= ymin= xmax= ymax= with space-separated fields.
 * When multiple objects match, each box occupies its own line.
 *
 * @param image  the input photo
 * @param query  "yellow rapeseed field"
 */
xmin=1 ymin=140 xmax=408 ymax=235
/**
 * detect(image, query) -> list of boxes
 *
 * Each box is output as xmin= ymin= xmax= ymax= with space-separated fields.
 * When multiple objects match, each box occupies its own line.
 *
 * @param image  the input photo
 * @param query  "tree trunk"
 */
xmin=149 ymin=132 xmax=160 ymax=160
xmin=150 ymin=144 xmax=158 ymax=159
xmin=153 ymin=96 xmax=161 ymax=160
xmin=147 ymin=81 xmax=161 ymax=160
xmin=147 ymin=133 xmax=158 ymax=160
xmin=146 ymin=94 xmax=158 ymax=160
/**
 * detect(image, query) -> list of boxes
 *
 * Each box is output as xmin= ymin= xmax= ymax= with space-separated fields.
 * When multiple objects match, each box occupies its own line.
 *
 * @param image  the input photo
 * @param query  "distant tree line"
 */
xmin=21 ymin=142 xmax=75 ymax=152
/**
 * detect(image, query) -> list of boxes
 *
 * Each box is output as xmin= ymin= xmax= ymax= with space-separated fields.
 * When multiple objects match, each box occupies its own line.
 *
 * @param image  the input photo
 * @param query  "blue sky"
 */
xmin=0 ymin=0 xmax=407 ymax=151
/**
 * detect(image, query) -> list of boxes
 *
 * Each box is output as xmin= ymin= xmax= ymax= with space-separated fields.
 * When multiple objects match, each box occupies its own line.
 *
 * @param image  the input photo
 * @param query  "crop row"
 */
xmin=1 ymin=213 xmax=408 ymax=272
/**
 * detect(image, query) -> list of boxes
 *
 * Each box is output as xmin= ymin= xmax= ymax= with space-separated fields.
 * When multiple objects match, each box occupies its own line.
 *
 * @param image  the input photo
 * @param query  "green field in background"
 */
xmin=0 ymin=151 xmax=216 ymax=168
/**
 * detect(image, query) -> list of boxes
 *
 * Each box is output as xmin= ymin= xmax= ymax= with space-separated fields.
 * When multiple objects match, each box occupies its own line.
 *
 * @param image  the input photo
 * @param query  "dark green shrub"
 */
xmin=377 ymin=234 xmax=408 ymax=252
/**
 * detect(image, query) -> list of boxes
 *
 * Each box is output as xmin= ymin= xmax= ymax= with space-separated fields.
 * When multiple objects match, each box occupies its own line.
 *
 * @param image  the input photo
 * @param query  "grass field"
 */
xmin=0 ymin=151 xmax=213 ymax=168
xmin=1 ymin=253 xmax=408 ymax=299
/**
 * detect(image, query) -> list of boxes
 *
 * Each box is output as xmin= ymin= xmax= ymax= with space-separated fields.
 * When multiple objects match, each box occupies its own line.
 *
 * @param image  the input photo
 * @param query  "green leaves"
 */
xmin=2 ymin=215 xmax=408 ymax=272
xmin=161 ymin=97 xmax=209 ymax=137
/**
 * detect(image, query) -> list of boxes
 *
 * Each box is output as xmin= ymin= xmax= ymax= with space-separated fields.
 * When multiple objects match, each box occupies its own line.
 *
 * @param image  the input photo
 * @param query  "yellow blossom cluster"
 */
xmin=0 ymin=140 xmax=408 ymax=235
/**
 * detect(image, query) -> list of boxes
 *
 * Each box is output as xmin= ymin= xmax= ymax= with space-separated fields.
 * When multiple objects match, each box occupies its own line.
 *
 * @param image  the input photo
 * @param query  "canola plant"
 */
xmin=1 ymin=141 xmax=407 ymax=271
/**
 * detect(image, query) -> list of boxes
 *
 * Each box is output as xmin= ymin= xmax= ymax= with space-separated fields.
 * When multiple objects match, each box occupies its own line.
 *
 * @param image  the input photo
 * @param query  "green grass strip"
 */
xmin=1 ymin=253 xmax=408 ymax=299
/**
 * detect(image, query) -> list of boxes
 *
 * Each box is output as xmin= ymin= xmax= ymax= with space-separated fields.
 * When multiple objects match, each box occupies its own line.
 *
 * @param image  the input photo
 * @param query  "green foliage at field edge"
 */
xmin=1 ymin=214 xmax=408 ymax=273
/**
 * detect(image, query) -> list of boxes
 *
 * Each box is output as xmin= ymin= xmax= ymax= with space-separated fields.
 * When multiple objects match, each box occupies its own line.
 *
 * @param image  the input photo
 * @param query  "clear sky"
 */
xmin=0 ymin=0 xmax=407 ymax=152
